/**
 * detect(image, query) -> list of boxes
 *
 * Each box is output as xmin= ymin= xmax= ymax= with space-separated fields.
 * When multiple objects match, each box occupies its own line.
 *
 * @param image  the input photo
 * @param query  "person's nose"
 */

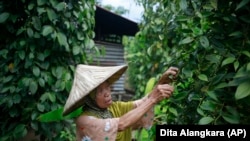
xmin=104 ymin=89 xmax=111 ymax=97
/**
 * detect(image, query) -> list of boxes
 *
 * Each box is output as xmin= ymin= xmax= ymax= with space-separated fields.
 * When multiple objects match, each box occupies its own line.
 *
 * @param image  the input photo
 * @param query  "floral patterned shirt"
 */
xmin=76 ymin=101 xmax=154 ymax=141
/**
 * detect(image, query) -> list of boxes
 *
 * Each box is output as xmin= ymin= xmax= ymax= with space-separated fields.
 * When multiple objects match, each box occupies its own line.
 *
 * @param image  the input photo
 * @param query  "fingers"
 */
xmin=150 ymin=84 xmax=174 ymax=103
xmin=158 ymin=66 xmax=179 ymax=84
xmin=166 ymin=67 xmax=179 ymax=78
xmin=157 ymin=84 xmax=174 ymax=99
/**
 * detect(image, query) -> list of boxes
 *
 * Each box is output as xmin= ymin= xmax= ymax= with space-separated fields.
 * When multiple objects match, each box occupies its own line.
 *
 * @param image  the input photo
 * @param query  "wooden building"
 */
xmin=92 ymin=5 xmax=139 ymax=100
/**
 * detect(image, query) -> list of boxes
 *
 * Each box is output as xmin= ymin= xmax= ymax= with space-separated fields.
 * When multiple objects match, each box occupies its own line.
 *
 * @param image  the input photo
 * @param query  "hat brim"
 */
xmin=63 ymin=64 xmax=127 ymax=116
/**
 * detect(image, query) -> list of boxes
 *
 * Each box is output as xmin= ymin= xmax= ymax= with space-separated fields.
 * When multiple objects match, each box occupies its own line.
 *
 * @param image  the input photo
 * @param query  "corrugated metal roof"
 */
xmin=95 ymin=5 xmax=139 ymax=36
xmin=90 ymin=41 xmax=126 ymax=93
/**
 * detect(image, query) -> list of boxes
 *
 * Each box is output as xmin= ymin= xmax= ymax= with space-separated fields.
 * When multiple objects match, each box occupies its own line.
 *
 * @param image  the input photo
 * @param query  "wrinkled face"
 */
xmin=95 ymin=81 xmax=112 ymax=108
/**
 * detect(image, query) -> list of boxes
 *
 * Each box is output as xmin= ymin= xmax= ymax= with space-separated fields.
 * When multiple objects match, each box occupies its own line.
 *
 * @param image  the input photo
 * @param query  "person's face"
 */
xmin=95 ymin=81 xmax=112 ymax=108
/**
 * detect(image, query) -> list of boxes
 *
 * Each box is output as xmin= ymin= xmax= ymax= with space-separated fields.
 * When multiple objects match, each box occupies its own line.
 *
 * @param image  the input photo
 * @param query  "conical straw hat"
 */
xmin=63 ymin=64 xmax=128 ymax=116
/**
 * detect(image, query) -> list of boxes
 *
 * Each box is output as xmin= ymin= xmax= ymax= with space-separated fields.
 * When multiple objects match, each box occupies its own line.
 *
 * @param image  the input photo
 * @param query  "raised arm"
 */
xmin=133 ymin=66 xmax=179 ymax=108
xmin=119 ymin=66 xmax=179 ymax=131
xmin=117 ymin=83 xmax=174 ymax=131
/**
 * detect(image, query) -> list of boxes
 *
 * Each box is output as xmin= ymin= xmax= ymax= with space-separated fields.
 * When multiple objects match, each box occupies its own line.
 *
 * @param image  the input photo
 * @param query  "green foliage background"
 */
xmin=0 ymin=0 xmax=97 ymax=140
xmin=125 ymin=0 xmax=250 ymax=139
xmin=1 ymin=0 xmax=250 ymax=140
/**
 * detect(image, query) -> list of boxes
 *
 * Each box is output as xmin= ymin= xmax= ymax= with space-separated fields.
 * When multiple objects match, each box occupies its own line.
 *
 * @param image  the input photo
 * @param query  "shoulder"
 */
xmin=109 ymin=101 xmax=134 ymax=117
xmin=110 ymin=101 xmax=133 ymax=109
xmin=76 ymin=115 xmax=96 ymax=124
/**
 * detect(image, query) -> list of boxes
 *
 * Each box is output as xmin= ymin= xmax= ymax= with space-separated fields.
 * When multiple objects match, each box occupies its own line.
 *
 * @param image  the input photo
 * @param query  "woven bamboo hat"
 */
xmin=63 ymin=64 xmax=128 ymax=116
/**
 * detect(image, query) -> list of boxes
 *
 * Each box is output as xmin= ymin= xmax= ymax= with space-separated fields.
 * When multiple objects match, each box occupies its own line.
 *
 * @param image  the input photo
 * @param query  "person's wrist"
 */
xmin=147 ymin=95 xmax=158 ymax=105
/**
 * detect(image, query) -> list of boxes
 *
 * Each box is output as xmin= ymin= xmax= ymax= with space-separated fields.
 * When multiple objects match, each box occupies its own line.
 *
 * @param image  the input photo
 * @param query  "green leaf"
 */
xmin=221 ymin=57 xmax=235 ymax=66
xmin=3 ymin=75 xmax=13 ymax=83
xmin=47 ymin=8 xmax=57 ymax=21
xmin=38 ymin=107 xmax=82 ymax=122
xmin=210 ymin=0 xmax=218 ymax=10
xmin=77 ymin=32 xmax=84 ymax=40
xmin=27 ymin=27 xmax=34 ymax=37
xmin=154 ymin=105 xmax=161 ymax=115
xmin=13 ymin=94 xmax=21 ymax=104
xmin=247 ymin=62 xmax=250 ymax=71
xmin=222 ymin=113 xmax=240 ymax=124
xmin=0 ymin=49 xmax=8 ymax=59
xmin=65 ymin=81 xmax=72 ymax=92
xmin=33 ymin=66 xmax=40 ymax=77
xmin=55 ymin=2 xmax=65 ymax=11
xmin=18 ymin=51 xmax=25 ymax=60
xmin=198 ymin=116 xmax=214 ymax=125
xmin=38 ymin=108 xmax=63 ymax=122
xmin=179 ymin=0 xmax=188 ymax=10
xmin=199 ymin=36 xmax=209 ymax=48
xmin=197 ymin=108 xmax=205 ymax=116
xmin=37 ymin=103 xmax=45 ymax=112
xmin=84 ymin=38 xmax=95 ymax=49
xmin=234 ymin=61 xmax=239 ymax=71
xmin=144 ymin=77 xmax=156 ymax=94
xmin=32 ymin=16 xmax=41 ymax=31
xmin=62 ymin=72 xmax=71 ymax=81
xmin=0 ymin=12 xmax=10 ymax=23
xmin=207 ymin=91 xmax=218 ymax=101
xmin=198 ymin=74 xmax=208 ymax=81
xmin=55 ymin=66 xmax=63 ymax=78
xmin=226 ymin=106 xmax=239 ymax=116
xmin=42 ymin=25 xmax=53 ymax=36
xmin=22 ymin=78 xmax=30 ymax=87
xmin=57 ymin=32 xmax=68 ymax=47
xmin=179 ymin=37 xmax=194 ymax=45
xmin=235 ymin=82 xmax=250 ymax=100
xmin=29 ymin=80 xmax=38 ymax=94
xmin=29 ymin=52 xmax=34 ymax=59
xmin=55 ymin=80 xmax=65 ymax=91
xmin=40 ymin=62 xmax=49 ymax=70
xmin=48 ymin=93 xmax=56 ymax=102
xmin=37 ymin=0 xmax=46 ymax=6
xmin=182 ymin=67 xmax=193 ymax=77
xmin=14 ymin=124 xmax=27 ymax=139
xmin=169 ymin=107 xmax=178 ymax=116
xmin=205 ymin=54 xmax=220 ymax=63
xmin=31 ymin=122 xmax=38 ymax=130
xmin=158 ymin=34 xmax=164 ymax=40
xmin=215 ymin=82 xmax=228 ymax=89
xmin=31 ymin=112 xmax=38 ymax=120
xmin=28 ymin=3 xmax=35 ymax=10
xmin=73 ymin=46 xmax=80 ymax=55
xmin=242 ymin=51 xmax=250 ymax=58
xmin=236 ymin=0 xmax=250 ymax=10
xmin=1 ymin=87 xmax=9 ymax=93
xmin=38 ymin=78 xmax=45 ymax=87
xmin=229 ymin=31 xmax=243 ymax=37
xmin=40 ymin=92 xmax=49 ymax=102
xmin=200 ymin=100 xmax=216 ymax=111
xmin=37 ymin=53 xmax=45 ymax=61
xmin=37 ymin=7 xmax=46 ymax=15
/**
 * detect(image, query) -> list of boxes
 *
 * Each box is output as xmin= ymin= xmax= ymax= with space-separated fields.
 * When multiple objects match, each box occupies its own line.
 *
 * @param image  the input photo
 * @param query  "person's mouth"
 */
xmin=106 ymin=99 xmax=112 ymax=104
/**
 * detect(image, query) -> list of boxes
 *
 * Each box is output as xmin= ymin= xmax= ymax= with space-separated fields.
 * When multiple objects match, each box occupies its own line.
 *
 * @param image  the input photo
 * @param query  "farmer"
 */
xmin=63 ymin=64 xmax=179 ymax=141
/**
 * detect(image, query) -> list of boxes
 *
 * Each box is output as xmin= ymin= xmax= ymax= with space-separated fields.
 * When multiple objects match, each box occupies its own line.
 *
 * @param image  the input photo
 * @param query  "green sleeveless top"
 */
xmin=109 ymin=101 xmax=134 ymax=141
